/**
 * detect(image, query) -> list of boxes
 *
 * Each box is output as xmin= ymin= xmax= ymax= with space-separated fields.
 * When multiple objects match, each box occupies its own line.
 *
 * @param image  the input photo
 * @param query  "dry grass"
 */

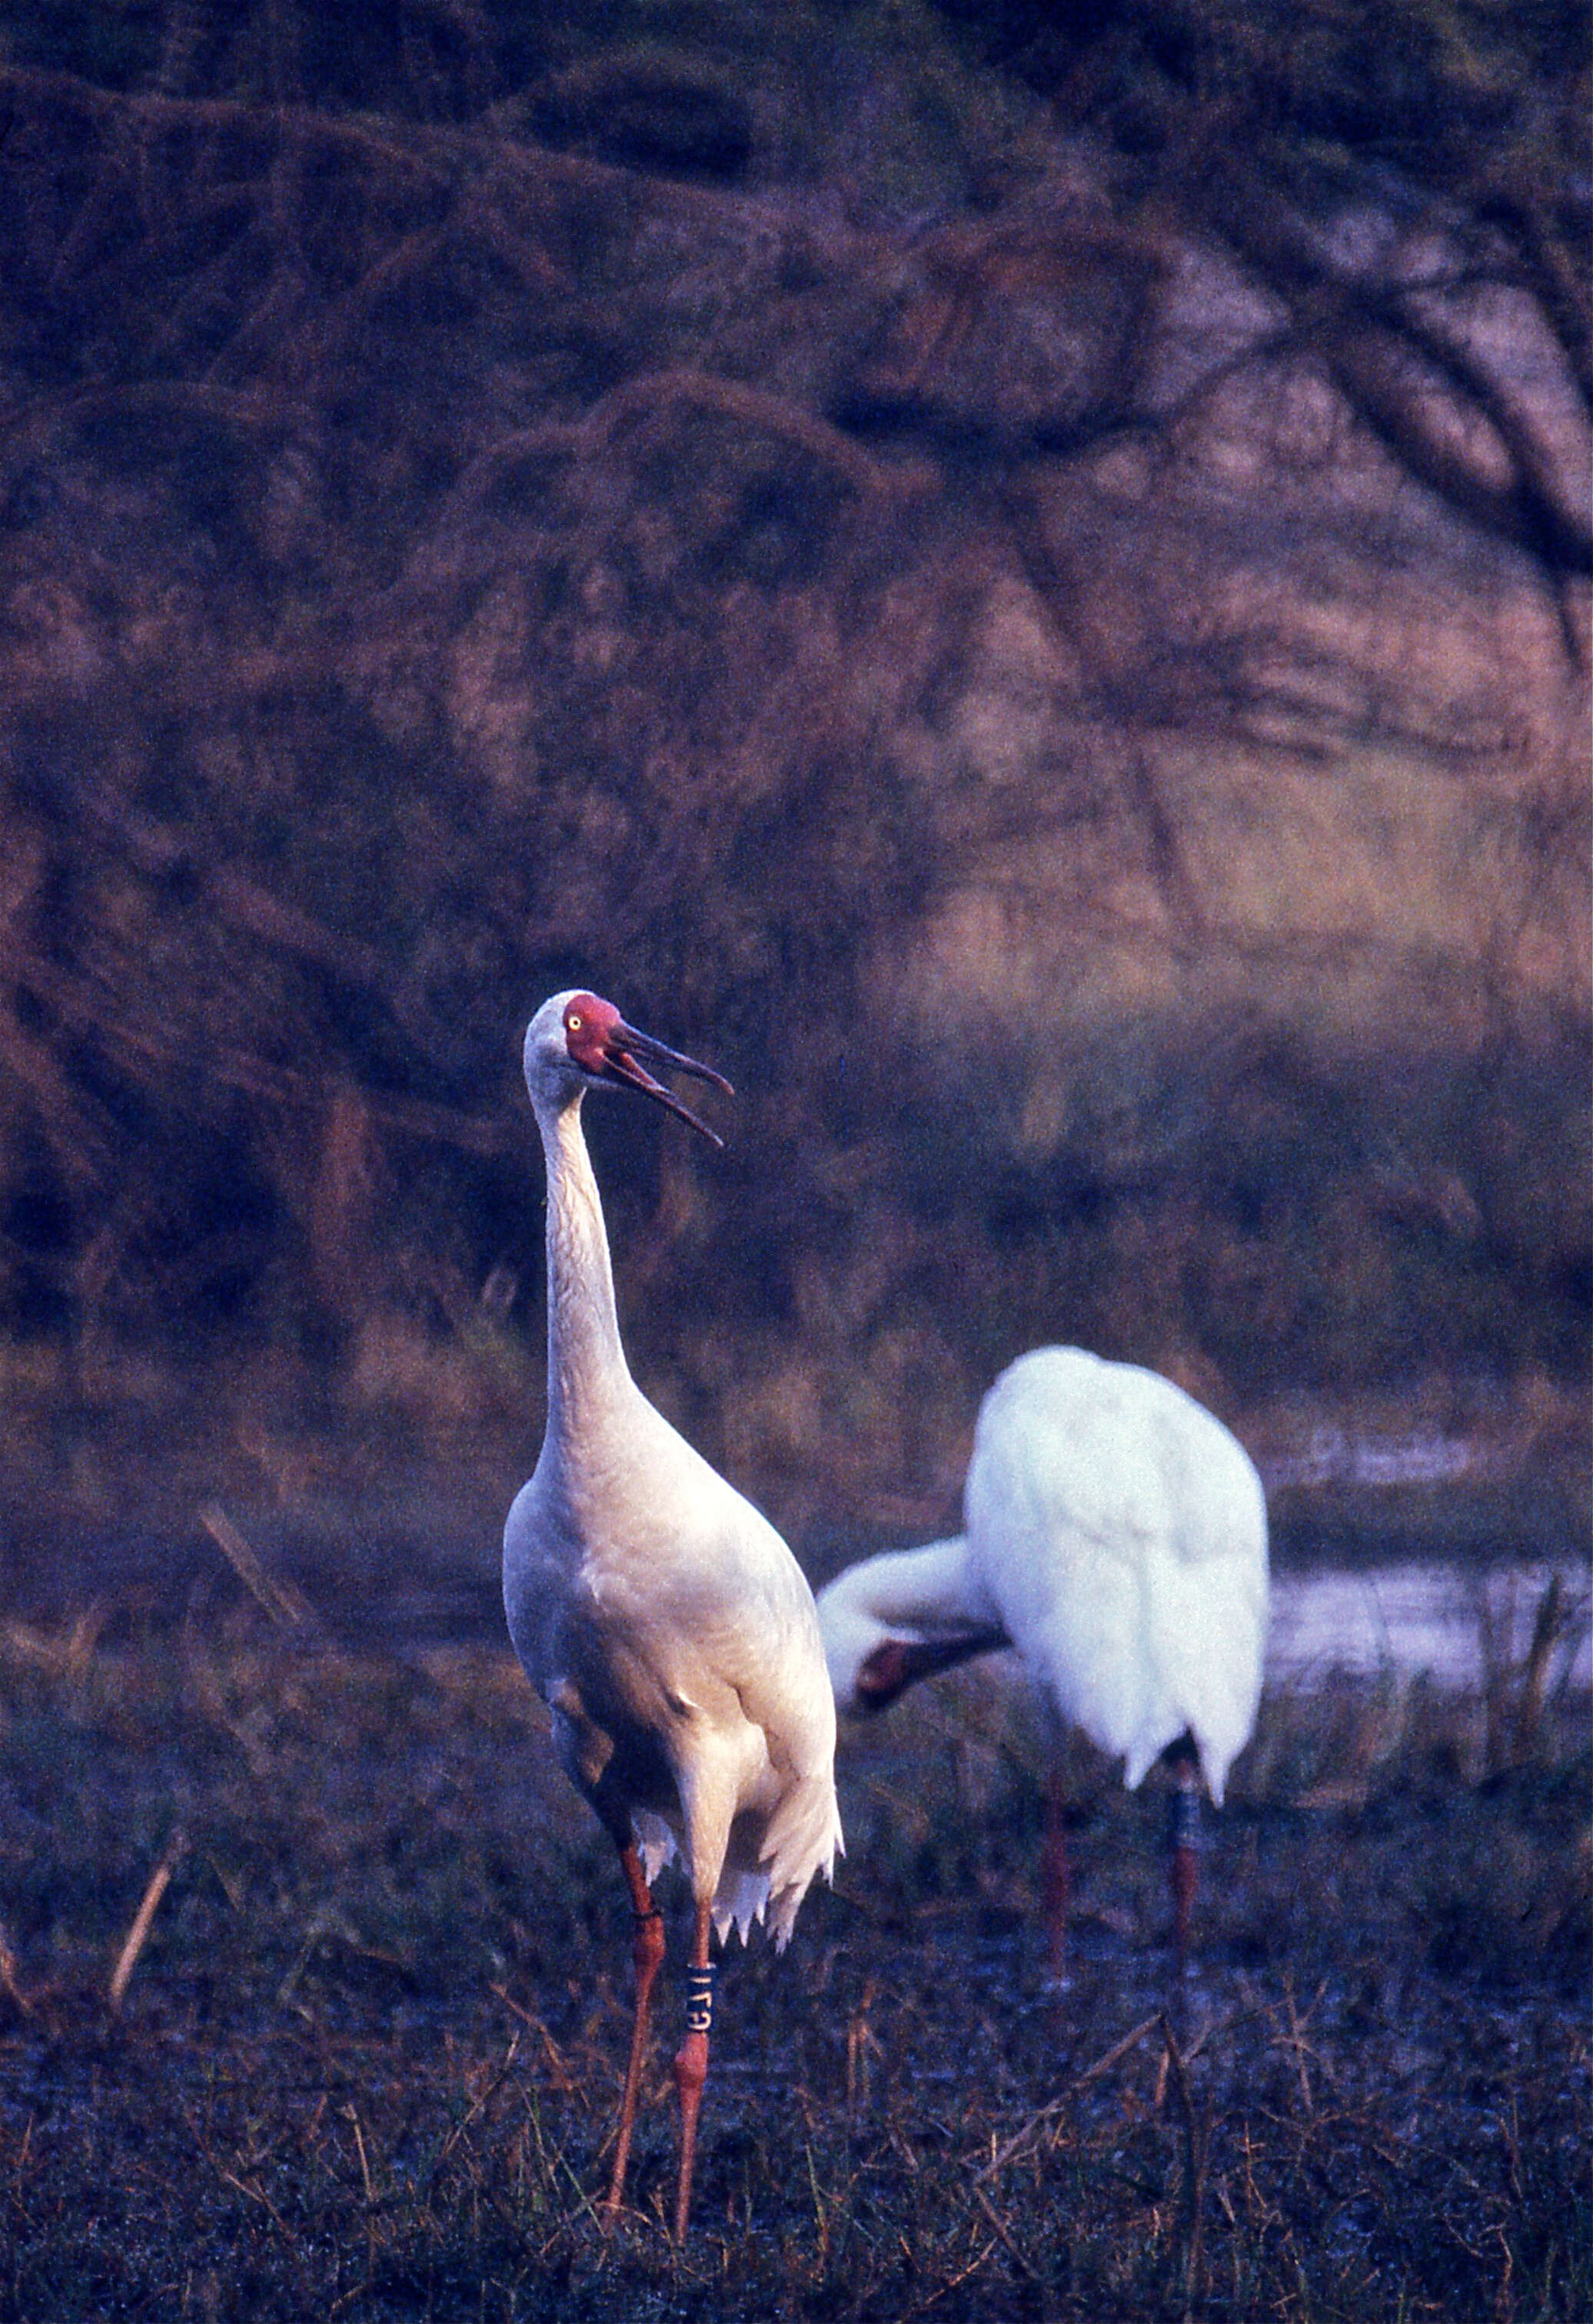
xmin=0 ymin=1590 xmax=1587 ymax=2322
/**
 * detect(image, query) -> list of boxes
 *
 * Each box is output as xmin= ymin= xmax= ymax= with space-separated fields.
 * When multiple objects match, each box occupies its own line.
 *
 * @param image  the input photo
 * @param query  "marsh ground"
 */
xmin=0 ymin=1577 xmax=1586 ymax=2324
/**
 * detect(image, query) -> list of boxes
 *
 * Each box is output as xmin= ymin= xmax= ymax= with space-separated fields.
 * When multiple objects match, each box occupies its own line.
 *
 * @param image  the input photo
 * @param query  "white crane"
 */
xmin=817 ymin=1346 xmax=1267 ymax=1973
xmin=503 ymin=990 xmax=842 ymax=2240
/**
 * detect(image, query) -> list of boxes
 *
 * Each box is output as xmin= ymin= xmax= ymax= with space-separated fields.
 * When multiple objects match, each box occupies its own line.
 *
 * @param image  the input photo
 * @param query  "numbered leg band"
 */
xmin=1168 ymin=1787 xmax=1202 ymax=1851
xmin=684 ymin=1965 xmax=717 ymax=2035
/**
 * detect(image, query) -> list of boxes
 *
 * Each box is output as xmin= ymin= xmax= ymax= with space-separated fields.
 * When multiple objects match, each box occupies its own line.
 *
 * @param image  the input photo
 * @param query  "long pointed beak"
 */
xmin=598 ymin=1020 xmax=734 ymax=1147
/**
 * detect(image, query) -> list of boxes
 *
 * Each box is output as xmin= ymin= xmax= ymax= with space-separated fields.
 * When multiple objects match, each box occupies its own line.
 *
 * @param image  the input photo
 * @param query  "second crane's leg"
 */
xmin=672 ymin=1899 xmax=715 ymax=2242
xmin=605 ymin=1840 xmax=665 ymax=2221
xmin=1167 ymin=1748 xmax=1200 ymax=1973
xmin=1043 ymin=1760 xmax=1072 ymax=1982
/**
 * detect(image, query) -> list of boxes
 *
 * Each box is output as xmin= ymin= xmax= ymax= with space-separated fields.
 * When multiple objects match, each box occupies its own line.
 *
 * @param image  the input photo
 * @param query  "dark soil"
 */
xmin=0 ymin=1595 xmax=1587 ymax=2322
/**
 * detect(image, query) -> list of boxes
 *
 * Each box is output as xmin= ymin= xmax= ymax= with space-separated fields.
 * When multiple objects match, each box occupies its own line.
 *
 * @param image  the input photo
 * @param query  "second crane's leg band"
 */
xmin=684 ymin=1965 xmax=717 ymax=2036
xmin=1168 ymin=1785 xmax=1202 ymax=1853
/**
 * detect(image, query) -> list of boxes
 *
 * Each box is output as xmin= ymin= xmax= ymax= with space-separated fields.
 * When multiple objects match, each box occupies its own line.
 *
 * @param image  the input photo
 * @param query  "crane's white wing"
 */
xmin=966 ymin=1347 xmax=1268 ymax=1795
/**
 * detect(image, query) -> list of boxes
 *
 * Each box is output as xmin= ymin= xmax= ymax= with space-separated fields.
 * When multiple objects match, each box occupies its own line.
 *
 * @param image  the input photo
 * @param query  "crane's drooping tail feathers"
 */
xmin=633 ymin=1771 xmax=843 ymax=1950
xmin=756 ymin=1767 xmax=845 ymax=1948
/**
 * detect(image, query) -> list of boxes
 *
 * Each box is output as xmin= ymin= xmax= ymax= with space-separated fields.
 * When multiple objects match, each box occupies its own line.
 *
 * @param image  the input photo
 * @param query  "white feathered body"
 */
xmin=966 ymin=1348 xmax=1266 ymax=1797
xmin=504 ymin=1395 xmax=841 ymax=1946
xmin=504 ymin=1027 xmax=840 ymax=1948
xmin=820 ymin=1346 xmax=1268 ymax=1802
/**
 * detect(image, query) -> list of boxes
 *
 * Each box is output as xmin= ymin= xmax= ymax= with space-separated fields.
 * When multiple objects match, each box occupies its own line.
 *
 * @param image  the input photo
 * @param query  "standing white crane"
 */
xmin=503 ymin=990 xmax=842 ymax=2241
xmin=817 ymin=1347 xmax=1267 ymax=1973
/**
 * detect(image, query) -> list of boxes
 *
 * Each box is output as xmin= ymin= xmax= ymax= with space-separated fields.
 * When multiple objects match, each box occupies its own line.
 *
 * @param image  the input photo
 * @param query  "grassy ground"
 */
xmin=0 ymin=1593 xmax=1586 ymax=2322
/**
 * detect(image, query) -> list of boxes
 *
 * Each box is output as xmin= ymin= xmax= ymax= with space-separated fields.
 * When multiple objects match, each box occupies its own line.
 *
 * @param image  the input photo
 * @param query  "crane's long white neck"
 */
xmin=817 ymin=1536 xmax=1010 ymax=1713
xmin=536 ymin=1090 xmax=634 ymax=1433
xmin=833 ymin=1537 xmax=996 ymax=1634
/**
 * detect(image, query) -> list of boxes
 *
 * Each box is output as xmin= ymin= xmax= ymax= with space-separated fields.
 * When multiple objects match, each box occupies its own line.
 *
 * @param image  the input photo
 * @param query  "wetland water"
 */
xmin=1265 ymin=1560 xmax=1589 ymax=1689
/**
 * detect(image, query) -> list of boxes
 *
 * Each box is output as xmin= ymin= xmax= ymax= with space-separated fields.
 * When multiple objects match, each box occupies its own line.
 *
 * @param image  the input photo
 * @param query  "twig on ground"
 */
xmin=1161 ymin=2009 xmax=1211 ymax=2320
xmin=0 ymin=1921 xmax=34 ymax=2017
xmin=109 ymin=1828 xmax=187 ymax=2012
xmin=976 ymin=2011 xmax=1162 ymax=2182
xmin=200 ymin=1503 xmax=319 ymax=1632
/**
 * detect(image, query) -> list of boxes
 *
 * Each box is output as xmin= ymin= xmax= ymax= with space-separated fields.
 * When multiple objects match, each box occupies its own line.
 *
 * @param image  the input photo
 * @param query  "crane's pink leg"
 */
xmin=604 ymin=1840 xmax=665 ymax=2222
xmin=1043 ymin=1760 xmax=1072 ymax=1981
xmin=671 ymin=1899 xmax=715 ymax=2242
xmin=1168 ymin=1756 xmax=1200 ymax=1973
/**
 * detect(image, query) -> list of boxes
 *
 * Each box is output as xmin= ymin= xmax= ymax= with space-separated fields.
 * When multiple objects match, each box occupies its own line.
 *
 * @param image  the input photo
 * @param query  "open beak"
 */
xmin=597 ymin=1019 xmax=734 ymax=1147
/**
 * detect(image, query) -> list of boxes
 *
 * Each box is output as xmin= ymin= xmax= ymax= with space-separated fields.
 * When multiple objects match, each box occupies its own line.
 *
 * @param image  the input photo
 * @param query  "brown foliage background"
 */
xmin=0 ymin=0 xmax=1587 ymax=1558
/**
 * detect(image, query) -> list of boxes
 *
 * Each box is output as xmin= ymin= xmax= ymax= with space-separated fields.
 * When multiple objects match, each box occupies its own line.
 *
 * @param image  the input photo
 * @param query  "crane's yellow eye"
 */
xmin=567 ymin=1013 xmax=582 ymax=1031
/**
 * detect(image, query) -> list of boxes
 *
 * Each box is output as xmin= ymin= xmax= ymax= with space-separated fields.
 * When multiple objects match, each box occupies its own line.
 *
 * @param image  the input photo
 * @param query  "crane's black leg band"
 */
xmin=684 ymin=1964 xmax=717 ymax=2035
xmin=1168 ymin=1785 xmax=1201 ymax=1853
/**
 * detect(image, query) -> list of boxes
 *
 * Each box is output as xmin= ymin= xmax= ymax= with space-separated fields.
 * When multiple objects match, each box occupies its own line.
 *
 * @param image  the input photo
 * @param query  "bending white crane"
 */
xmin=503 ymin=990 xmax=841 ymax=2241
xmin=817 ymin=1346 xmax=1267 ymax=1973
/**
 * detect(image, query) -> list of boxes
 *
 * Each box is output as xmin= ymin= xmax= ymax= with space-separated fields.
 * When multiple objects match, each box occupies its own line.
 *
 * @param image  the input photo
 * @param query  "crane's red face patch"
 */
xmin=563 ymin=993 xmax=620 ymax=1074
xmin=854 ymin=1638 xmax=916 ymax=1711
xmin=854 ymin=1627 xmax=1008 ymax=1710
xmin=554 ymin=993 xmax=730 ymax=1145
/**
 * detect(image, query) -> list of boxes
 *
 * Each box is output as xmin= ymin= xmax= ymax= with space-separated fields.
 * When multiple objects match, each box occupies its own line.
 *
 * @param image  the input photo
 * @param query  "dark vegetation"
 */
xmin=0 ymin=1592 xmax=1587 ymax=2322
xmin=0 ymin=0 xmax=1587 ymax=1550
